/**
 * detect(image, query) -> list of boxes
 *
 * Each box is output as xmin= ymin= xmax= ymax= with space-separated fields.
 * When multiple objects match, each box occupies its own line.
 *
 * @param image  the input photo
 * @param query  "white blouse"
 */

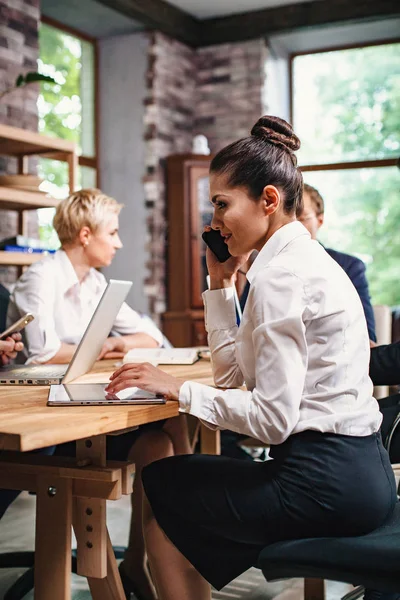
xmin=179 ymin=221 xmax=381 ymax=444
xmin=7 ymin=250 xmax=163 ymax=364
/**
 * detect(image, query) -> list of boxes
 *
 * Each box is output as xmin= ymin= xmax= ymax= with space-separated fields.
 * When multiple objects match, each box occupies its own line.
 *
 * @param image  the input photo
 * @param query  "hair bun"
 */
xmin=251 ymin=115 xmax=300 ymax=153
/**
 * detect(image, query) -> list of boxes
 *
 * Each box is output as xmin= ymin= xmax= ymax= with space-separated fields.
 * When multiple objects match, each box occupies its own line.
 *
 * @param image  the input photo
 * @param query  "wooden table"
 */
xmin=0 ymin=359 xmax=219 ymax=599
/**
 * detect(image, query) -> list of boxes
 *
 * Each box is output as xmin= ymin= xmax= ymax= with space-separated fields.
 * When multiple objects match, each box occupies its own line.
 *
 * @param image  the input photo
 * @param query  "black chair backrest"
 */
xmin=0 ymin=283 xmax=10 ymax=333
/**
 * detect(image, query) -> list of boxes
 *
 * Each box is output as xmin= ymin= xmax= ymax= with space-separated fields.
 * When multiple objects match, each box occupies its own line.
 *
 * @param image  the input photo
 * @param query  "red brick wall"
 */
xmin=0 ymin=0 xmax=40 ymax=285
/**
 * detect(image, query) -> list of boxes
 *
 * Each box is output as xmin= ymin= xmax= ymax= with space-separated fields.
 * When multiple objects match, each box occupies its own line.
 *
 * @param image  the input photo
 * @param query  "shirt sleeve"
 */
xmin=346 ymin=258 xmax=376 ymax=342
xmin=9 ymin=268 xmax=61 ymax=364
xmin=179 ymin=267 xmax=309 ymax=445
xmin=203 ymin=287 xmax=245 ymax=388
xmin=111 ymin=302 xmax=164 ymax=346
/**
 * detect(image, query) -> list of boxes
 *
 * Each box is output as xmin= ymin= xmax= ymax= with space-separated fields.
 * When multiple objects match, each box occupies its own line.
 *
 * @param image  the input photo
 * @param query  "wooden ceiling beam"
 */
xmin=95 ymin=0 xmax=400 ymax=48
xmin=95 ymin=0 xmax=201 ymax=46
xmin=199 ymin=0 xmax=400 ymax=46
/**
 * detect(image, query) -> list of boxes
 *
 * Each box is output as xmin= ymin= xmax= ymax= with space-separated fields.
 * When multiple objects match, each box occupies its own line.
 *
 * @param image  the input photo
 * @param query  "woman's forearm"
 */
xmin=209 ymin=276 xmax=235 ymax=290
xmin=45 ymin=342 xmax=77 ymax=364
xmin=123 ymin=333 xmax=159 ymax=349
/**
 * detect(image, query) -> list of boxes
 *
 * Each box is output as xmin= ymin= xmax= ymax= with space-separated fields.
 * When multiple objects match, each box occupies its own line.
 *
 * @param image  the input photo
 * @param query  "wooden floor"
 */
xmin=0 ymin=492 xmax=353 ymax=600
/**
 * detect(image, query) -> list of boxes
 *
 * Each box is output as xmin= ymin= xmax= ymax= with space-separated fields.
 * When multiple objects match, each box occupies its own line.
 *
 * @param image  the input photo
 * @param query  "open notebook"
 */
xmin=122 ymin=347 xmax=200 ymax=365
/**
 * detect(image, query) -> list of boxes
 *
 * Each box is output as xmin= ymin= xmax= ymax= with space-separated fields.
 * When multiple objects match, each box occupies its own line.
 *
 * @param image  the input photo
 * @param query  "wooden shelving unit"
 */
xmin=0 ymin=123 xmax=77 ymax=267
xmin=0 ymin=251 xmax=45 ymax=266
xmin=0 ymin=186 xmax=59 ymax=211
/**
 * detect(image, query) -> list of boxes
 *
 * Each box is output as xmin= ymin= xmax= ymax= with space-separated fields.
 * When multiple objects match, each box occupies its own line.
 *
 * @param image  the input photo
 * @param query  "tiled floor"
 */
xmin=0 ymin=492 xmax=353 ymax=600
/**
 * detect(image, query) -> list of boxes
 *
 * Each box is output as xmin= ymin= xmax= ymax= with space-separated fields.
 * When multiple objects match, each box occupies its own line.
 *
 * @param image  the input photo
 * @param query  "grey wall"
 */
xmin=99 ymin=32 xmax=150 ymax=313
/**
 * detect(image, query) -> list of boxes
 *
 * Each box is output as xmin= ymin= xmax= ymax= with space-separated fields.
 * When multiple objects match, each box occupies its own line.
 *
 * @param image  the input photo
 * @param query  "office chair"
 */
xmin=258 ymin=466 xmax=400 ymax=600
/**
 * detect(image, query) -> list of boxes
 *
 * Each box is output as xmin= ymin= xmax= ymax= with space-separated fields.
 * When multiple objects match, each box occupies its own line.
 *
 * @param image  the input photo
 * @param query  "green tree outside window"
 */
xmin=293 ymin=43 xmax=400 ymax=306
xmin=37 ymin=23 xmax=96 ymax=248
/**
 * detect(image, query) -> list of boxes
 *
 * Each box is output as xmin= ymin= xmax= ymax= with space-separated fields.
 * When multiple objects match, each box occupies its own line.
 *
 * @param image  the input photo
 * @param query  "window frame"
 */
xmin=289 ymin=38 xmax=399 ymax=175
xmin=40 ymin=15 xmax=100 ymax=186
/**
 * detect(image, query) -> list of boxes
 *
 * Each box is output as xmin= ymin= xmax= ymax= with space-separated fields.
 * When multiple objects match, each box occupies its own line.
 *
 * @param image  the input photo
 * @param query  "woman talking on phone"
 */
xmin=107 ymin=116 xmax=397 ymax=600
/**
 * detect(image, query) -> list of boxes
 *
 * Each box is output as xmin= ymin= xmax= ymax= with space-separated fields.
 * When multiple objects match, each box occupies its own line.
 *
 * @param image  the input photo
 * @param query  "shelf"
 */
xmin=0 ymin=123 xmax=75 ymax=158
xmin=0 ymin=187 xmax=58 ymax=210
xmin=0 ymin=251 xmax=46 ymax=266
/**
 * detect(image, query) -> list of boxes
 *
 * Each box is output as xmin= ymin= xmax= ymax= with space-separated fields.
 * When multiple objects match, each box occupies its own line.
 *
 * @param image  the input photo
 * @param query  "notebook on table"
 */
xmin=122 ymin=347 xmax=200 ymax=366
xmin=0 ymin=279 xmax=132 ymax=386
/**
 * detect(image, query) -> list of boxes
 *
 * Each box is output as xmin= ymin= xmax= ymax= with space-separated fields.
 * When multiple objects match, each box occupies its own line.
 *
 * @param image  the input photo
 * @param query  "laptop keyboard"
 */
xmin=4 ymin=365 xmax=66 ymax=377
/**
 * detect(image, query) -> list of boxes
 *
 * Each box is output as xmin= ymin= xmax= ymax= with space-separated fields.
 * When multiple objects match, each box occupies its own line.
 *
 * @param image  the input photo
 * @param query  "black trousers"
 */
xmin=142 ymin=431 xmax=397 ymax=590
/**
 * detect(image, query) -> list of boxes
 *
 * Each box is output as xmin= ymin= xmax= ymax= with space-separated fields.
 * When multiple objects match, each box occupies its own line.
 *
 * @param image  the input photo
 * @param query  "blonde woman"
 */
xmin=8 ymin=188 xmax=163 ymax=364
xmin=8 ymin=189 xmax=191 ymax=600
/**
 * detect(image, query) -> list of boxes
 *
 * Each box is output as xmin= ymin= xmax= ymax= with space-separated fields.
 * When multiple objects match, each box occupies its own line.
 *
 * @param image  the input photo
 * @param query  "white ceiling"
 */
xmin=167 ymin=0 xmax=320 ymax=20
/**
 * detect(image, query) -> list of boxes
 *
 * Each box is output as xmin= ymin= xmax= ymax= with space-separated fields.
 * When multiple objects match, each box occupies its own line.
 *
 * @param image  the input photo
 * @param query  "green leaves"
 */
xmin=15 ymin=71 xmax=56 ymax=87
xmin=0 ymin=71 xmax=57 ymax=100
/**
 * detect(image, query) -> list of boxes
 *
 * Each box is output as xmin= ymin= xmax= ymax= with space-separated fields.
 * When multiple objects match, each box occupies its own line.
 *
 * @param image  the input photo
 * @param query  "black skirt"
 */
xmin=142 ymin=430 xmax=397 ymax=590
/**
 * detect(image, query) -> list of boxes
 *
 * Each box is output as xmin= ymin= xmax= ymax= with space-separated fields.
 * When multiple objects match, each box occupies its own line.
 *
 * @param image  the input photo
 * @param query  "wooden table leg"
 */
xmin=74 ymin=437 xmax=107 ymax=578
xmin=88 ymin=531 xmax=126 ymax=600
xmin=74 ymin=435 xmax=125 ymax=599
xmin=34 ymin=475 xmax=72 ymax=600
xmin=304 ymin=578 xmax=325 ymax=600
xmin=200 ymin=424 xmax=221 ymax=454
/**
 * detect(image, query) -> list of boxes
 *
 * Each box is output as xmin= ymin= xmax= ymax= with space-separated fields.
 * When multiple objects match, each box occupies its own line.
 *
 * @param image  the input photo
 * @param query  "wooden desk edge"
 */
xmin=0 ymin=402 xmax=179 ymax=452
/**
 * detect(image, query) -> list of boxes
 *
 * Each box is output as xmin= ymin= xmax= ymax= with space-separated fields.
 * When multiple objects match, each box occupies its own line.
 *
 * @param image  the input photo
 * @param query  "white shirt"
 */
xmin=179 ymin=221 xmax=381 ymax=445
xmin=7 ymin=250 xmax=163 ymax=364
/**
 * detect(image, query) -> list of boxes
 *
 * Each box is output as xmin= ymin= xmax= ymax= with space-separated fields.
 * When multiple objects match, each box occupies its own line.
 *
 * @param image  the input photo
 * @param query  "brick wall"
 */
xmin=143 ymin=32 xmax=196 ymax=317
xmin=195 ymin=39 xmax=267 ymax=153
xmin=143 ymin=32 xmax=266 ymax=318
xmin=0 ymin=0 xmax=40 ymax=286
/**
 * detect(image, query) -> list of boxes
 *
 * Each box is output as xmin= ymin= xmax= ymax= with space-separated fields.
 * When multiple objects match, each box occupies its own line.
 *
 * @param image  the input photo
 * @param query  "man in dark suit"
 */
xmin=241 ymin=184 xmax=376 ymax=341
xmin=370 ymin=342 xmax=400 ymax=463
xmin=298 ymin=183 xmax=376 ymax=342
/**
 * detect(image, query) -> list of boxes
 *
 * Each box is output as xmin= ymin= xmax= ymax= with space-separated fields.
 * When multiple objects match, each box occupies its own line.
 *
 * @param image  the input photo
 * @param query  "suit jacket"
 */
xmin=370 ymin=342 xmax=400 ymax=386
xmin=240 ymin=246 xmax=376 ymax=342
xmin=325 ymin=248 xmax=376 ymax=342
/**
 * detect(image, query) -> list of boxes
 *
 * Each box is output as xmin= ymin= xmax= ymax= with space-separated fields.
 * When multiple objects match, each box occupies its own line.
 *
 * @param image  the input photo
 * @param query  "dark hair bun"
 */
xmin=251 ymin=115 xmax=300 ymax=153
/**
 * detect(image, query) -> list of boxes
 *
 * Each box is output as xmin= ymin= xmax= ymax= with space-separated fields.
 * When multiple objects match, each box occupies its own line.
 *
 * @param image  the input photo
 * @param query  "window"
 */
xmin=37 ymin=19 xmax=97 ymax=247
xmin=292 ymin=42 xmax=400 ymax=306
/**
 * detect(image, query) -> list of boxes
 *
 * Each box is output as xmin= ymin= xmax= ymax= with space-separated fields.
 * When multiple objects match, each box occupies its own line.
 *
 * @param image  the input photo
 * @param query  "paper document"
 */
xmin=123 ymin=348 xmax=200 ymax=365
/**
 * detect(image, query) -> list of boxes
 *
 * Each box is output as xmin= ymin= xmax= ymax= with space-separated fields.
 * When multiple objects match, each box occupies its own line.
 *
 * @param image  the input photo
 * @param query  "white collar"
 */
xmin=247 ymin=221 xmax=310 ymax=284
xmin=55 ymin=250 xmax=103 ymax=294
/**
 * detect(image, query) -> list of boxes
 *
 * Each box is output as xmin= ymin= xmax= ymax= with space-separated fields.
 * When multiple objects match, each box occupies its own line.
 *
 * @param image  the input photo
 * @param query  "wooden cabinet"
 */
xmin=0 ymin=123 xmax=77 ymax=267
xmin=162 ymin=154 xmax=212 ymax=347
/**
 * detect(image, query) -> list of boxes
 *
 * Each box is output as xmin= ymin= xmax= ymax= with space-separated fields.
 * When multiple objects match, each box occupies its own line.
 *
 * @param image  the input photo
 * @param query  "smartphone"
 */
xmin=202 ymin=229 xmax=231 ymax=263
xmin=0 ymin=313 xmax=34 ymax=340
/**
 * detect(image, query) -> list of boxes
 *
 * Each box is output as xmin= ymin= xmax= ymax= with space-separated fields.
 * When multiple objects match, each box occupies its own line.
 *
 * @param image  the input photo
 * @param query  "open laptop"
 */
xmin=0 ymin=279 xmax=132 ymax=385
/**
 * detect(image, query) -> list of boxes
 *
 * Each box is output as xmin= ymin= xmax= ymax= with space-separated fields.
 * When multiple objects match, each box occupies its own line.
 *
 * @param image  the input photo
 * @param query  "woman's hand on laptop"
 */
xmin=0 ymin=333 xmax=23 ymax=366
xmin=97 ymin=336 xmax=128 ymax=360
xmin=105 ymin=362 xmax=183 ymax=401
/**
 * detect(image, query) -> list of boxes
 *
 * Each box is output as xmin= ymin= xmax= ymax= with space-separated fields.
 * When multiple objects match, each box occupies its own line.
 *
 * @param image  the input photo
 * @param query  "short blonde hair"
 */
xmin=53 ymin=188 xmax=123 ymax=246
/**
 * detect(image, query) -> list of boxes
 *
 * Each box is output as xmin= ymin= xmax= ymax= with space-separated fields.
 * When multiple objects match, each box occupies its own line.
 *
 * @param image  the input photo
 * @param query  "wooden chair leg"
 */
xmin=304 ymin=578 xmax=325 ymax=600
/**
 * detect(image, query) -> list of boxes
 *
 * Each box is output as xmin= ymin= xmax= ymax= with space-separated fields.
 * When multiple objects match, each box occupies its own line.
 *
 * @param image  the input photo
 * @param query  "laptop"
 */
xmin=47 ymin=383 xmax=166 ymax=406
xmin=0 ymin=279 xmax=132 ymax=385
